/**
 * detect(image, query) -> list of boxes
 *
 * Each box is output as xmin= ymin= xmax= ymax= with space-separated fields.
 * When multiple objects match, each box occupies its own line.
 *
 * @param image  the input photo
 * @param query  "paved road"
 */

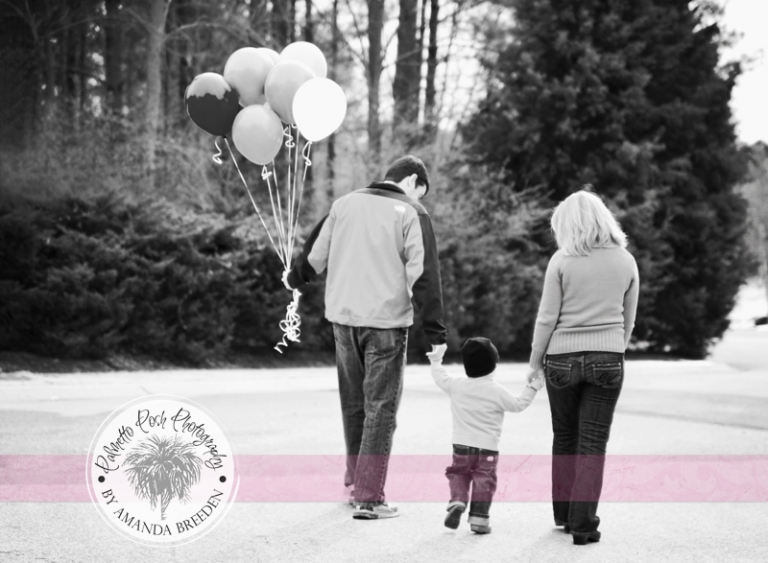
xmin=1 ymin=322 xmax=768 ymax=562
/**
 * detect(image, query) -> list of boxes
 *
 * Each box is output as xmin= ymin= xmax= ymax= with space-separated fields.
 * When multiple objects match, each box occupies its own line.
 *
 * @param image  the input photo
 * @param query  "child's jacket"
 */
xmin=431 ymin=362 xmax=536 ymax=451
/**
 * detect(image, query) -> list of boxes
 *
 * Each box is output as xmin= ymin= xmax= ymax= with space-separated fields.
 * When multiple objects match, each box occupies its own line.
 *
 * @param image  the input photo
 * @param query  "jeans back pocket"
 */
xmin=545 ymin=360 xmax=572 ymax=389
xmin=588 ymin=362 xmax=623 ymax=389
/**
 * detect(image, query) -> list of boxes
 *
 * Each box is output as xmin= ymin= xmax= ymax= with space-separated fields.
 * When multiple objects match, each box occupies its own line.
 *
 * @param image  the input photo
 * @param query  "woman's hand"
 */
xmin=526 ymin=367 xmax=544 ymax=391
xmin=526 ymin=367 xmax=543 ymax=383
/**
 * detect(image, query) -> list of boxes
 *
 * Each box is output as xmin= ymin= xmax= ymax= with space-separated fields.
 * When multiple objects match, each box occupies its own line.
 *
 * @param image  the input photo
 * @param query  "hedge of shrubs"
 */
xmin=0 ymin=192 xmax=333 ymax=365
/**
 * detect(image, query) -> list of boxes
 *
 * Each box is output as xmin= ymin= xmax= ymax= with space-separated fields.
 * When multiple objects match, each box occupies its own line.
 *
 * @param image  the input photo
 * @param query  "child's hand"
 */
xmin=526 ymin=367 xmax=542 ymax=383
xmin=528 ymin=374 xmax=544 ymax=391
xmin=426 ymin=344 xmax=447 ymax=363
xmin=527 ymin=368 xmax=544 ymax=391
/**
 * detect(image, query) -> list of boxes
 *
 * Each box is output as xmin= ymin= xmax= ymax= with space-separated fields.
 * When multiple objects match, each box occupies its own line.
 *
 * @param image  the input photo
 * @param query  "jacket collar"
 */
xmin=367 ymin=181 xmax=406 ymax=195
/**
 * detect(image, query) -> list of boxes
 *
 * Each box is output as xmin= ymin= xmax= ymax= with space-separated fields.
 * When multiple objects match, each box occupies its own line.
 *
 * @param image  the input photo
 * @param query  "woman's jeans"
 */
xmin=445 ymin=444 xmax=499 ymax=519
xmin=333 ymin=323 xmax=407 ymax=505
xmin=545 ymin=351 xmax=624 ymax=533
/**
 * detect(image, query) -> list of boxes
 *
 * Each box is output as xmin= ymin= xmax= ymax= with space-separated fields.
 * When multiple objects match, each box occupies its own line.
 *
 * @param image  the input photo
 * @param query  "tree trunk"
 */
xmin=60 ymin=3 xmax=71 ymax=102
xmin=271 ymin=0 xmax=291 ymax=49
xmin=0 ymin=2 xmax=40 ymax=149
xmin=327 ymin=0 xmax=339 ymax=200
xmin=44 ymin=30 xmax=56 ymax=116
xmin=392 ymin=0 xmax=420 ymax=145
xmin=144 ymin=0 xmax=168 ymax=187
xmin=104 ymin=0 xmax=124 ymax=114
xmin=250 ymin=0 xmax=270 ymax=41
xmin=304 ymin=0 xmax=313 ymax=43
xmin=367 ymin=0 xmax=384 ymax=157
xmin=418 ymin=0 xmax=426 ymax=55
xmin=302 ymin=0 xmax=313 ymax=203
xmin=423 ymin=0 xmax=439 ymax=140
xmin=78 ymin=21 xmax=87 ymax=115
xmin=176 ymin=0 xmax=196 ymax=114
xmin=164 ymin=0 xmax=180 ymax=132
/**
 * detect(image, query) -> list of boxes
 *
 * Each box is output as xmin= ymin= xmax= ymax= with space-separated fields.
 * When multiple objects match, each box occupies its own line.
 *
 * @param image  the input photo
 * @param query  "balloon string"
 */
xmin=212 ymin=138 xmax=224 ymax=164
xmin=288 ymin=131 xmax=305 ymax=260
xmin=274 ymin=127 xmax=303 ymax=354
xmin=262 ymin=165 xmax=288 ymax=266
xmin=284 ymin=126 xmax=296 ymax=266
xmin=270 ymin=159 xmax=289 ymax=261
xmin=225 ymin=138 xmax=285 ymax=267
xmin=274 ymin=287 xmax=302 ymax=353
xmin=287 ymin=127 xmax=298 ymax=261
xmin=283 ymin=126 xmax=296 ymax=149
xmin=301 ymin=140 xmax=313 ymax=181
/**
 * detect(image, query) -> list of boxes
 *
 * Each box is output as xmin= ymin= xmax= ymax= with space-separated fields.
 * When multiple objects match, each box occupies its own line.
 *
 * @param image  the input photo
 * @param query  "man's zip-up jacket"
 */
xmin=287 ymin=182 xmax=447 ymax=345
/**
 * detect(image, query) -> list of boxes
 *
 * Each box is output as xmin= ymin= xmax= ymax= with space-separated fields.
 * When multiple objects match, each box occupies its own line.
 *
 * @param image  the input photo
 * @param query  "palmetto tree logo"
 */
xmin=88 ymin=395 xmax=238 ymax=546
xmin=124 ymin=434 xmax=203 ymax=521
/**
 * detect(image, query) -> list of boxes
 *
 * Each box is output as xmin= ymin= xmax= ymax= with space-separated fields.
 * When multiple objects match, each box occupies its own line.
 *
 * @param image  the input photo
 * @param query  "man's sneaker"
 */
xmin=468 ymin=515 xmax=491 ymax=534
xmin=444 ymin=501 xmax=466 ymax=529
xmin=352 ymin=502 xmax=399 ymax=520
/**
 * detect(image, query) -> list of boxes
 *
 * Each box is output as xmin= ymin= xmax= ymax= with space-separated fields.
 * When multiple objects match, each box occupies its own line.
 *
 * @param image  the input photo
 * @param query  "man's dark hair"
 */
xmin=384 ymin=155 xmax=430 ymax=194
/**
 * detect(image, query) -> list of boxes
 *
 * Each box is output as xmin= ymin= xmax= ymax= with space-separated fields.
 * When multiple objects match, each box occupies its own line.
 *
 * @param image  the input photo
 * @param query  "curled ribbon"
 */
xmin=283 ymin=126 xmax=296 ymax=149
xmin=212 ymin=137 xmax=224 ymax=164
xmin=274 ymin=288 xmax=302 ymax=354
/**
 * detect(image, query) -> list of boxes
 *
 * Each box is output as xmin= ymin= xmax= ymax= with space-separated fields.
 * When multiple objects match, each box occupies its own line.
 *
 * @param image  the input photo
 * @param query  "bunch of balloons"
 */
xmin=185 ymin=41 xmax=347 ymax=353
xmin=185 ymin=42 xmax=347 ymax=162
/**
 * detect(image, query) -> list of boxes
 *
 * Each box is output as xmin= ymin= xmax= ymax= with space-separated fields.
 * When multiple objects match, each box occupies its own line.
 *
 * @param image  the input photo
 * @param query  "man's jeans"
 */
xmin=445 ymin=444 xmax=499 ymax=519
xmin=545 ymin=351 xmax=624 ymax=534
xmin=333 ymin=323 xmax=407 ymax=504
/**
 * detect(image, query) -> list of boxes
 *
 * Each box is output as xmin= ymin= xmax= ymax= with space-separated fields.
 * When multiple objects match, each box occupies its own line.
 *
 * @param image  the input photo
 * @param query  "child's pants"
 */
xmin=445 ymin=444 xmax=499 ymax=519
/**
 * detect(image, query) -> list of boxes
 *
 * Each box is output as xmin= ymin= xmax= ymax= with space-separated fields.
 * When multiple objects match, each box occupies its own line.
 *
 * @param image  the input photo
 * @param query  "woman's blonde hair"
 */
xmin=550 ymin=188 xmax=627 ymax=256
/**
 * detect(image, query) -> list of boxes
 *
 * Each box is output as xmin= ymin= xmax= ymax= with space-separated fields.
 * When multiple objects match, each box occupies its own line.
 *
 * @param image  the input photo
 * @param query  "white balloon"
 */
xmin=279 ymin=41 xmax=328 ymax=79
xmin=292 ymin=78 xmax=347 ymax=142
xmin=231 ymin=105 xmax=284 ymax=165
xmin=265 ymin=61 xmax=315 ymax=124
xmin=224 ymin=47 xmax=275 ymax=106
xmin=255 ymin=47 xmax=280 ymax=65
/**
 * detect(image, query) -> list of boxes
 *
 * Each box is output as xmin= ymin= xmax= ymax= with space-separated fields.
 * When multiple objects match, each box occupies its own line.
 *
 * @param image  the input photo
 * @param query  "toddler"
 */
xmin=427 ymin=338 xmax=543 ymax=533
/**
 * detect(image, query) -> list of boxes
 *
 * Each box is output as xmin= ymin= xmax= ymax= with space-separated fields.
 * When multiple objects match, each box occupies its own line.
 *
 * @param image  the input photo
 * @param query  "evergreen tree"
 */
xmin=463 ymin=0 xmax=750 ymax=358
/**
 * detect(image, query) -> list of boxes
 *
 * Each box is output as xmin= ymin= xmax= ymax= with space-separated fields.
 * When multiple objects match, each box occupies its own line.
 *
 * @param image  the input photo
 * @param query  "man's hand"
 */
xmin=281 ymin=270 xmax=293 ymax=291
xmin=425 ymin=343 xmax=447 ymax=363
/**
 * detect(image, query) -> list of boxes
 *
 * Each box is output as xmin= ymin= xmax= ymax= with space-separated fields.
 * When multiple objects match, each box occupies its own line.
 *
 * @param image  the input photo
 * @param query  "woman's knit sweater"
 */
xmin=529 ymin=247 xmax=640 ymax=369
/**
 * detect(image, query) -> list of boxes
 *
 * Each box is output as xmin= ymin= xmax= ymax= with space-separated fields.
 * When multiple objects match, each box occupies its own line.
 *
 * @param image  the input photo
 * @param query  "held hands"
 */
xmin=281 ymin=270 xmax=293 ymax=291
xmin=425 ymin=343 xmax=448 ymax=363
xmin=527 ymin=367 xmax=545 ymax=391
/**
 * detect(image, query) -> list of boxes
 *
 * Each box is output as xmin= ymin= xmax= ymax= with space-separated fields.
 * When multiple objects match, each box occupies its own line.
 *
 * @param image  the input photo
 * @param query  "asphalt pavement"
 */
xmin=1 ymin=281 xmax=767 ymax=562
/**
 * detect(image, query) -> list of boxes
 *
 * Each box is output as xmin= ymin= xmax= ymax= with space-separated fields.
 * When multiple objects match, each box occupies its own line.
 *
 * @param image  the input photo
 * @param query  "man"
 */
xmin=283 ymin=155 xmax=447 ymax=520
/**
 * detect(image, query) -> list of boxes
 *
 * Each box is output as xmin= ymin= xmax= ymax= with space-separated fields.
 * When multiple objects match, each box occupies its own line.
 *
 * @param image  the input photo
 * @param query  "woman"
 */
xmin=528 ymin=188 xmax=639 ymax=545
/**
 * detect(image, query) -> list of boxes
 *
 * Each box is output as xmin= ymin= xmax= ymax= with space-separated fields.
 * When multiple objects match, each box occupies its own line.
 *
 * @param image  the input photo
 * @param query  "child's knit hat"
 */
xmin=461 ymin=337 xmax=499 ymax=377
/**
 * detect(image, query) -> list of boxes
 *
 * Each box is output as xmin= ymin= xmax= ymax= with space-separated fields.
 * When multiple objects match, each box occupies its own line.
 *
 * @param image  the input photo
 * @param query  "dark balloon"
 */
xmin=185 ymin=73 xmax=241 ymax=136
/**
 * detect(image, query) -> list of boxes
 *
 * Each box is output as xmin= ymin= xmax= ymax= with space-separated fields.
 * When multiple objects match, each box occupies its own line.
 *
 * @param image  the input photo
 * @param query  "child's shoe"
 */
xmin=352 ymin=502 xmax=399 ymax=520
xmin=444 ymin=501 xmax=466 ymax=529
xmin=468 ymin=515 xmax=491 ymax=534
